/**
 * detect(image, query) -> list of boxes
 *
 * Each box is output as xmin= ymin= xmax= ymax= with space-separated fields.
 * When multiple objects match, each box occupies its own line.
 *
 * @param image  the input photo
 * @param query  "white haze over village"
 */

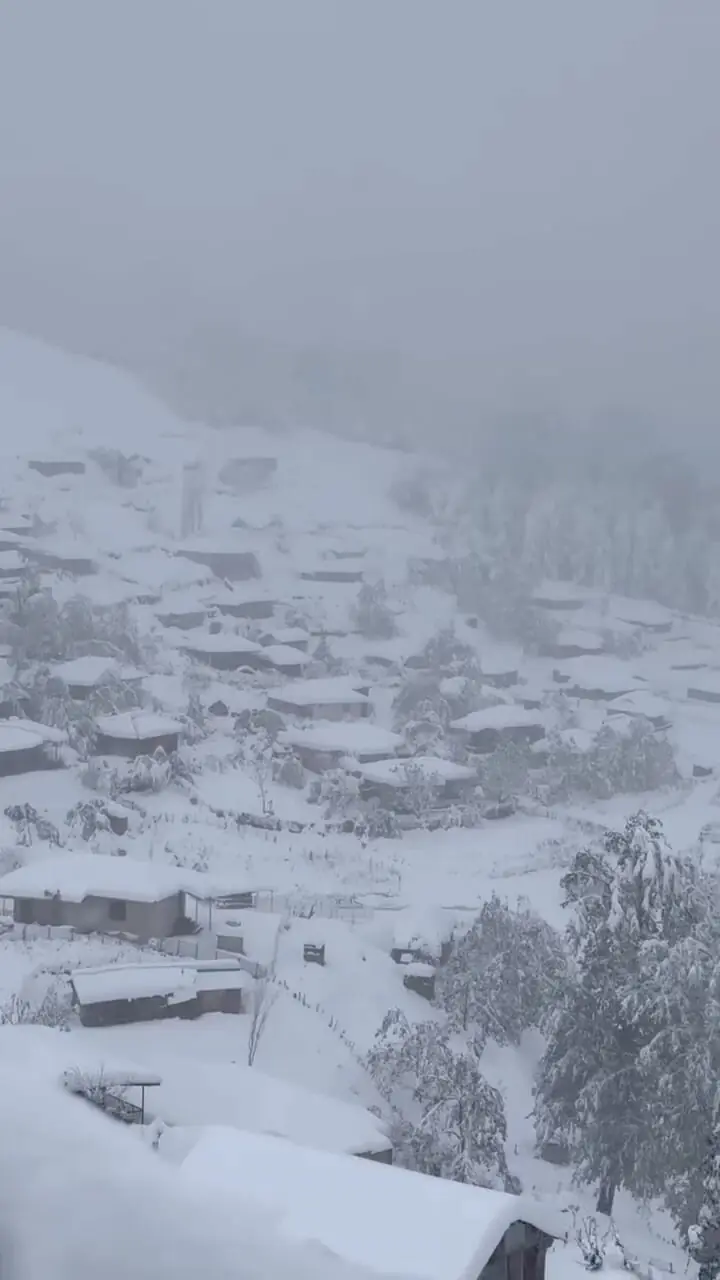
xmin=1 ymin=5 xmax=720 ymax=1280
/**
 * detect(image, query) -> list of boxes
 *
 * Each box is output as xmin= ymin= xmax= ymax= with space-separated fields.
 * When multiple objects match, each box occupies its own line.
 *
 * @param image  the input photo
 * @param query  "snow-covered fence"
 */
xmin=1 ymin=923 xmax=131 ymax=945
xmin=248 ymin=890 xmax=373 ymax=922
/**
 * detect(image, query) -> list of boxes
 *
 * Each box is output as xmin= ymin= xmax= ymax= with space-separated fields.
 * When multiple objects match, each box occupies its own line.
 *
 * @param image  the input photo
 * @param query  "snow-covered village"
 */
xmin=2 ymin=6 xmax=720 ymax=1280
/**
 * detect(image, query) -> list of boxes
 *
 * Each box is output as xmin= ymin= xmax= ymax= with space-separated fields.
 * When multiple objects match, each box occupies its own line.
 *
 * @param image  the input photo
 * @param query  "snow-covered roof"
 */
xmin=0 ymin=549 xmax=25 ymax=571
xmin=611 ymin=598 xmax=673 ymax=628
xmin=132 ymin=1058 xmax=390 ymax=1157
xmin=687 ymin=674 xmax=720 ymax=698
xmin=556 ymin=629 xmax=604 ymax=652
xmin=0 ymin=1024 xmax=161 ymax=1089
xmin=559 ymin=656 xmax=640 ymax=694
xmin=180 ymin=1127 xmax=561 ymax=1280
xmin=0 ymin=1054 xmax=373 ymax=1280
xmin=259 ymin=644 xmax=312 ymax=668
xmin=260 ymin=626 xmax=310 ymax=646
xmin=358 ymin=756 xmax=477 ymax=787
xmin=181 ymin=632 xmax=262 ymax=654
xmin=0 ymin=722 xmax=45 ymax=752
xmin=278 ymin=721 xmax=403 ymax=758
xmin=268 ymin=676 xmax=370 ymax=707
xmin=2 ymin=716 xmax=68 ymax=745
xmin=0 ymin=853 xmax=213 ymax=903
xmin=94 ymin=711 xmax=183 ymax=740
xmin=606 ymin=692 xmax=670 ymax=721
xmin=53 ymin=655 xmax=144 ymax=687
xmin=451 ymin=705 xmax=545 ymax=733
xmin=71 ymin=960 xmax=250 ymax=1006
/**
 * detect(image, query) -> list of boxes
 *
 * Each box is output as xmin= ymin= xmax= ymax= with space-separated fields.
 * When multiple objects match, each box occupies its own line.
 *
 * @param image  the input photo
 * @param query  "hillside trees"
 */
xmin=367 ymin=1010 xmax=515 ymax=1191
xmin=534 ymin=811 xmax=706 ymax=1217
xmin=437 ymin=895 xmax=566 ymax=1045
xmin=689 ymin=1107 xmax=720 ymax=1280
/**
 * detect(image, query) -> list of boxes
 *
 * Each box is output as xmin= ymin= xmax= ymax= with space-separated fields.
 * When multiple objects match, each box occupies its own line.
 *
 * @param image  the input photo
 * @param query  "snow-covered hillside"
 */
xmin=0 ymin=329 xmax=714 ymax=1280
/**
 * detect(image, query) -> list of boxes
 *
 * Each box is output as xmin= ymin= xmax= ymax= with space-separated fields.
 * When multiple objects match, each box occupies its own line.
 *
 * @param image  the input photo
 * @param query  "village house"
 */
xmin=180 ymin=631 xmax=265 ymax=671
xmin=52 ymin=655 xmax=144 ymax=700
xmin=256 ymin=643 xmax=312 ymax=679
xmin=0 ymin=854 xmax=211 ymax=941
xmin=259 ymin=626 xmax=311 ymax=652
xmin=93 ymin=711 xmax=183 ymax=758
xmin=267 ymin=676 xmax=372 ymax=721
xmin=177 ymin=544 xmax=261 ymax=581
xmin=205 ymin=588 xmax=278 ymax=620
xmin=278 ymin=721 xmax=403 ymax=772
xmin=178 ymin=1127 xmax=559 ymax=1280
xmin=450 ymin=706 xmax=546 ymax=755
xmin=70 ymin=958 xmax=250 ymax=1026
xmin=0 ymin=718 xmax=67 ymax=776
xmin=357 ymin=755 xmax=478 ymax=808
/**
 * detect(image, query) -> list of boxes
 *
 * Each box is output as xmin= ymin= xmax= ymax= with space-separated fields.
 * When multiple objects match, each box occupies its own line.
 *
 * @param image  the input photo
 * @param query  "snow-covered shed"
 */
xmin=71 ymin=958 xmax=250 ymax=1026
xmin=278 ymin=720 xmax=403 ymax=772
xmin=94 ymin=711 xmax=184 ymax=758
xmin=267 ymin=676 xmax=372 ymax=721
xmin=0 ymin=853 xmax=211 ymax=940
xmin=129 ymin=1057 xmax=391 ymax=1161
xmin=180 ymin=1127 xmax=560 ymax=1280
xmin=357 ymin=756 xmax=478 ymax=806
xmin=558 ymin=656 xmax=640 ymax=702
xmin=450 ymin=705 xmax=546 ymax=754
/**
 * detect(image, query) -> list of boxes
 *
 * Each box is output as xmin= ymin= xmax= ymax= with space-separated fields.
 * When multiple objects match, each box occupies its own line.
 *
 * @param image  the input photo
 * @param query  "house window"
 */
xmin=16 ymin=899 xmax=33 ymax=924
xmin=108 ymin=899 xmax=127 ymax=922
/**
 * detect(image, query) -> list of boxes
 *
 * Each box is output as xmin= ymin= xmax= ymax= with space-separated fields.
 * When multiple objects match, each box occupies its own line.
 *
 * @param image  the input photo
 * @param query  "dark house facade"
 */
xmin=482 ymin=1221 xmax=555 ymax=1280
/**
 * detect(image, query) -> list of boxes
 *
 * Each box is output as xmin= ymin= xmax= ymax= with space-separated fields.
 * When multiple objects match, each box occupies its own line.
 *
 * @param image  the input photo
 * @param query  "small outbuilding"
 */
xmin=28 ymin=459 xmax=86 ymax=476
xmin=260 ymin=626 xmax=311 ymax=652
xmin=0 ymin=854 xmax=211 ymax=941
xmin=93 ymin=712 xmax=183 ymax=758
xmin=70 ymin=958 xmax=250 ymax=1027
xmin=207 ymin=590 xmax=277 ymax=620
xmin=300 ymin=566 xmax=365 ymax=584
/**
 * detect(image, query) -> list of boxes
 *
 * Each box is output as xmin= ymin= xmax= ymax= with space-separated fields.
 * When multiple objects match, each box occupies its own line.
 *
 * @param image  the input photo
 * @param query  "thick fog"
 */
xmin=1 ymin=0 xmax=719 ymax=438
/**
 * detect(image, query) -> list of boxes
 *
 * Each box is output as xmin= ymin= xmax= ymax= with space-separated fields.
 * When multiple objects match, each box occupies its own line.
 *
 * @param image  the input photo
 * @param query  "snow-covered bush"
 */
xmin=437 ymin=894 xmax=567 ymax=1045
xmin=0 ymin=987 xmax=72 ymax=1029
xmin=112 ymin=748 xmax=194 ymax=796
xmin=351 ymin=580 xmax=397 ymax=639
xmin=11 ymin=591 xmax=146 ymax=669
xmin=479 ymin=742 xmax=534 ymax=807
xmin=4 ymin=803 xmax=61 ymax=847
xmin=367 ymin=1009 xmax=517 ymax=1191
xmin=272 ymin=750 xmax=305 ymax=790
xmin=308 ymin=769 xmax=359 ymax=819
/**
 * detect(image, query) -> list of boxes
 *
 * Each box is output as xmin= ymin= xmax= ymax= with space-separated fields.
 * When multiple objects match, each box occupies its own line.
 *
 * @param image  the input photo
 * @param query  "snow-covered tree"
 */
xmin=437 ymin=895 xmax=566 ymax=1044
xmin=351 ymin=580 xmax=397 ymax=639
xmin=366 ymin=1010 xmax=515 ymax=1190
xmin=534 ymin=812 xmax=703 ymax=1216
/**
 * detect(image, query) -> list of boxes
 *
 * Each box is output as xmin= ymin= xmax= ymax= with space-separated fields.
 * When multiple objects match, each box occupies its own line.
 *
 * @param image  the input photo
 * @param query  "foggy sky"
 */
xmin=1 ymin=0 xmax=719 ymax=432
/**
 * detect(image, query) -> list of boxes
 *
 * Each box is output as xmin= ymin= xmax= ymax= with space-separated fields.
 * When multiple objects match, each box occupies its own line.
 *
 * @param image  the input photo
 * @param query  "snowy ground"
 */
xmin=0 ymin=328 xmax=713 ymax=1276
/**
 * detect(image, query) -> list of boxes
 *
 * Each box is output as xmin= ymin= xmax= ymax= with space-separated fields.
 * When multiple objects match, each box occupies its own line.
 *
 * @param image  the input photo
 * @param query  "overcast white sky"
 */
xmin=0 ymin=0 xmax=719 ymax=430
